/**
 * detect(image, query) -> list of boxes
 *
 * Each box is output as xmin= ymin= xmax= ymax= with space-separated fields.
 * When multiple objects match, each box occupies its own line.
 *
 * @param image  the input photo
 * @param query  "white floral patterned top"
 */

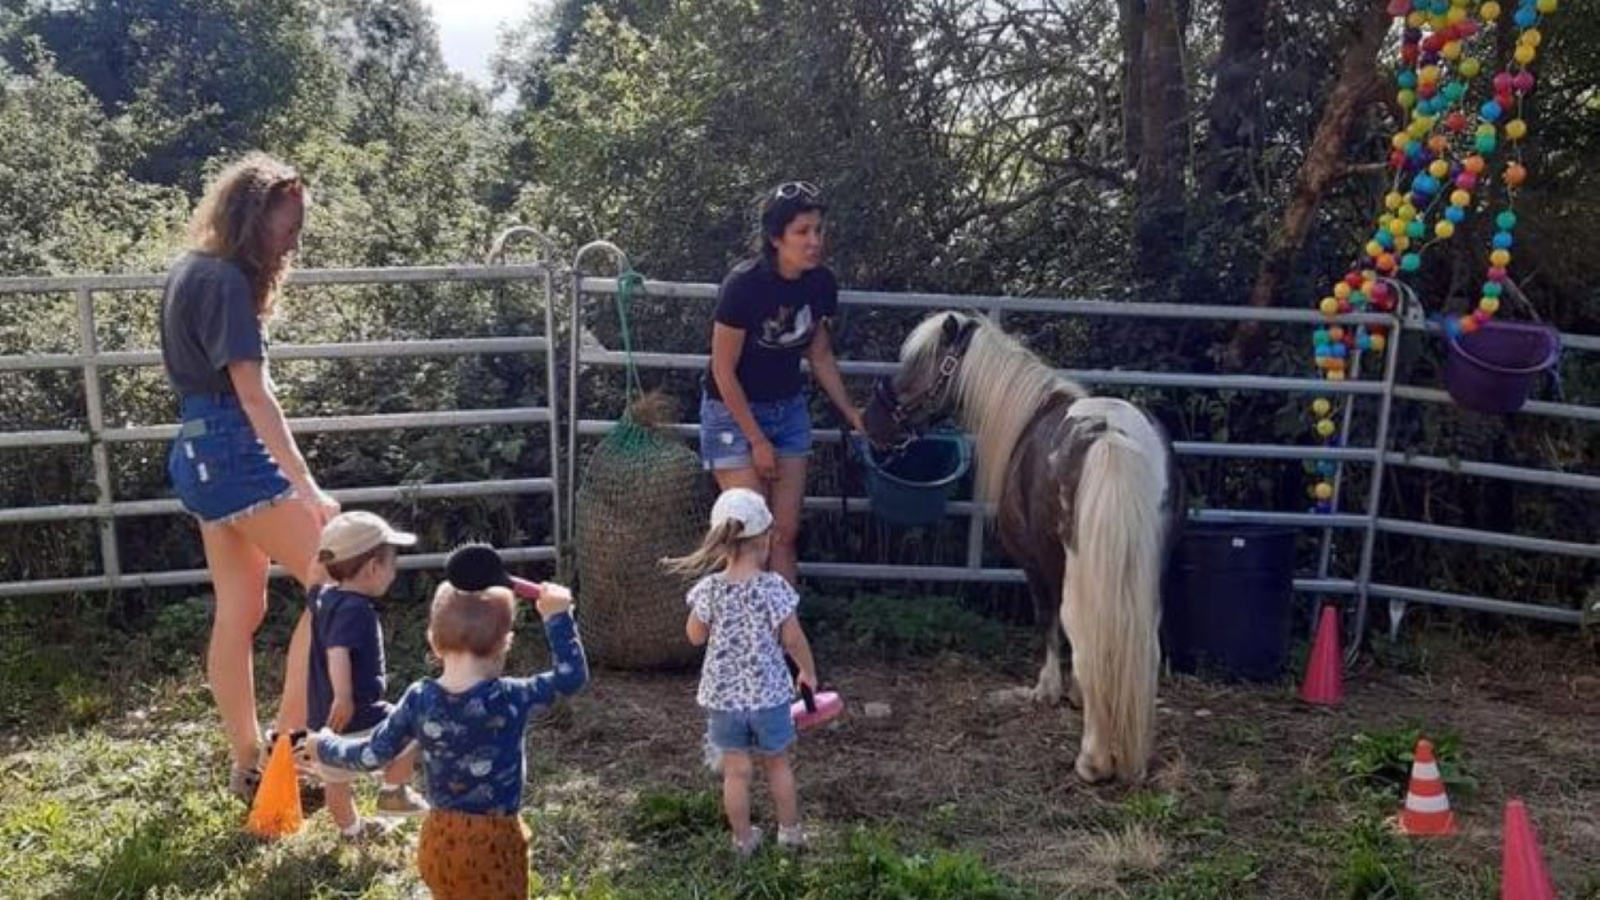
xmin=689 ymin=572 xmax=800 ymax=711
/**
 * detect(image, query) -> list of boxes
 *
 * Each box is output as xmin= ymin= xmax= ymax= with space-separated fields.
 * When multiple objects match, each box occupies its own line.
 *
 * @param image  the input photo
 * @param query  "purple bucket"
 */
xmin=1444 ymin=320 xmax=1560 ymax=414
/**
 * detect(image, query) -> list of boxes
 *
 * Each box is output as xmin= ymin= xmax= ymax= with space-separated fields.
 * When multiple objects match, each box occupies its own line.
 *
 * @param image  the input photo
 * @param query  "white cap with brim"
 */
xmin=317 ymin=510 xmax=418 ymax=564
xmin=710 ymin=488 xmax=773 ymax=538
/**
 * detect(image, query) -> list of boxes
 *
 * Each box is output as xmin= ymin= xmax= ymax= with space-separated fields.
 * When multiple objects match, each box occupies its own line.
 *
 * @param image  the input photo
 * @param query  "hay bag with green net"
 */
xmin=574 ymin=389 xmax=712 ymax=670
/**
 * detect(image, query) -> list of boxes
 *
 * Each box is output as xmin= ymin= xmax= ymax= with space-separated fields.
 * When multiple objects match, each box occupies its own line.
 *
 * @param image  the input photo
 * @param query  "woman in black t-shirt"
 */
xmin=700 ymin=182 xmax=863 ymax=584
xmin=159 ymin=153 xmax=339 ymax=802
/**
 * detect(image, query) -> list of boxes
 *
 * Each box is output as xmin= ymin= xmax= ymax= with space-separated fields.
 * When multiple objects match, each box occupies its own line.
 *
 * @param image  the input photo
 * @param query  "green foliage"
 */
xmin=1333 ymin=815 xmax=1421 ymax=900
xmin=803 ymin=593 xmax=1010 ymax=660
xmin=814 ymin=828 xmax=1027 ymax=900
xmin=1132 ymin=851 xmax=1259 ymax=900
xmin=628 ymin=788 xmax=722 ymax=843
xmin=6 ymin=0 xmax=340 ymax=189
xmin=1339 ymin=726 xmax=1477 ymax=801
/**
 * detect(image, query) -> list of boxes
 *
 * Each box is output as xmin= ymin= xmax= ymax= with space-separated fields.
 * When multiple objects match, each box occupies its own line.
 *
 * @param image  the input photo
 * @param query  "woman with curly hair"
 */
xmin=160 ymin=153 xmax=340 ymax=801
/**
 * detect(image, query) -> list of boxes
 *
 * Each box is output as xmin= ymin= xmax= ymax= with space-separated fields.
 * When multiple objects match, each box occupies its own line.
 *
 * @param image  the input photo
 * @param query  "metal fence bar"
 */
xmin=0 ymin=265 xmax=553 ymax=295
xmin=77 ymin=287 xmax=121 ymax=582
xmin=795 ymin=496 xmax=1369 ymax=530
xmin=573 ymin=347 xmax=1391 ymax=397
xmin=1375 ymin=517 xmax=1599 ymax=559
xmin=574 ymin=418 xmax=1383 ymax=463
xmin=798 ymin=560 xmax=1362 ymax=594
xmin=0 ymin=430 xmax=89 ymax=449
xmin=1367 ymin=582 xmax=1582 ymax=625
xmin=1383 ymin=452 xmax=1600 ymax=492
xmin=0 ymin=546 xmax=558 ymax=599
xmin=1348 ymin=305 xmax=1408 ymax=660
xmin=97 ymin=408 xmax=551 ymax=444
xmin=565 ymin=242 xmax=633 ymax=557
xmin=1393 ymin=384 xmax=1600 ymax=423
xmin=0 ymin=479 xmax=555 ymax=525
xmin=578 ymin=277 xmax=1401 ymax=327
xmin=541 ymin=268 xmax=566 ymax=581
xmin=0 ymin=337 xmax=552 ymax=373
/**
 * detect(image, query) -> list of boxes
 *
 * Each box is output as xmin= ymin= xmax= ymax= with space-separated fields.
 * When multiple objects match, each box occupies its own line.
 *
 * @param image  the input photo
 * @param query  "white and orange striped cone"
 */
xmin=1396 ymin=738 xmax=1456 ymax=836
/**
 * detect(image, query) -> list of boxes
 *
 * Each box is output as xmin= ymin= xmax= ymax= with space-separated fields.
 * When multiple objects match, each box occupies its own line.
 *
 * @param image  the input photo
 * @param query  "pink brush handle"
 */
xmin=510 ymin=577 xmax=541 ymax=600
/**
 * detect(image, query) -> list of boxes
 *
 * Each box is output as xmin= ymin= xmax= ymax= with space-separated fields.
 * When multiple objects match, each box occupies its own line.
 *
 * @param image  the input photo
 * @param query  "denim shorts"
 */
xmin=167 ymin=393 xmax=294 ymax=524
xmin=707 ymin=704 xmax=797 ymax=756
xmin=699 ymin=393 xmax=812 ymax=470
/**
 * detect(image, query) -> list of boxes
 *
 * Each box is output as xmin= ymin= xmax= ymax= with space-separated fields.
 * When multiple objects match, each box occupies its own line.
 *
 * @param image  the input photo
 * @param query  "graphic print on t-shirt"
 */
xmin=758 ymin=304 xmax=814 ymax=350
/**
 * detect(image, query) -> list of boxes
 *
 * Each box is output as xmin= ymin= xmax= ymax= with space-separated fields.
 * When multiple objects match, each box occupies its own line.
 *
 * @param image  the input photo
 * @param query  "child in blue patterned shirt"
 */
xmin=308 ymin=575 xmax=587 ymax=900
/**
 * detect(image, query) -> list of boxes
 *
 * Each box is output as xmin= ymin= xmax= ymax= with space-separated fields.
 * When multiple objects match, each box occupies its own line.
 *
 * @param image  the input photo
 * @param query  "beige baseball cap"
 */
xmin=710 ymin=487 xmax=773 ymax=538
xmin=317 ymin=510 xmax=417 ymax=565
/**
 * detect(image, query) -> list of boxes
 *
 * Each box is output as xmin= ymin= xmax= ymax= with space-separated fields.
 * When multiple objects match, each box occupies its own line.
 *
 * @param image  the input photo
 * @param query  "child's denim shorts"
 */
xmin=167 ymin=393 xmax=294 ymax=524
xmin=707 ymin=704 xmax=796 ymax=756
xmin=699 ymin=392 xmax=812 ymax=470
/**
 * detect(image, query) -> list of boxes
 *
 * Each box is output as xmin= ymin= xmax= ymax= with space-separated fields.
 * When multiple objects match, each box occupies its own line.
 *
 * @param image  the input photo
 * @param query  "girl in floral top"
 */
xmin=664 ymin=487 xmax=818 ymax=855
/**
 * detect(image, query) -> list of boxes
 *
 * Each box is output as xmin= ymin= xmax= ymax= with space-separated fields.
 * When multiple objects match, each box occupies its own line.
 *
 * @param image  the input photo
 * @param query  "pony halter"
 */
xmin=876 ymin=323 xmax=977 ymax=447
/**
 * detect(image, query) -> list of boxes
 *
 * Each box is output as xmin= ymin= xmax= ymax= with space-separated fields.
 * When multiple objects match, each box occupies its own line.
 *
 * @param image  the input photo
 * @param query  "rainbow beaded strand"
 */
xmin=1307 ymin=0 xmax=1553 ymax=513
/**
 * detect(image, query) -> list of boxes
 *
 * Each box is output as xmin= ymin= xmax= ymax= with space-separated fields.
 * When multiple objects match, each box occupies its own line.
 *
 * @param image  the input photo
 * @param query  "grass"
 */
xmin=2 ymin=591 xmax=1599 ymax=898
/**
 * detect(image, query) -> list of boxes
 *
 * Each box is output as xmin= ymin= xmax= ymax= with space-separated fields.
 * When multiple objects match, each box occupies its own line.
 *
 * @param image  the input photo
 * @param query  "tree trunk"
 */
xmin=1224 ymin=0 xmax=1390 ymax=367
xmin=1122 ymin=0 xmax=1191 ymax=296
xmin=1202 ymin=0 xmax=1266 ymax=203
xmin=1119 ymin=0 xmax=1146 ymax=173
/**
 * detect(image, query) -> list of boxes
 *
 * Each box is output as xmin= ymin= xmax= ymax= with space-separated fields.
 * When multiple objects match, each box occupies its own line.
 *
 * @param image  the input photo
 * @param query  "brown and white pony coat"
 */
xmin=863 ymin=311 xmax=1181 ymax=782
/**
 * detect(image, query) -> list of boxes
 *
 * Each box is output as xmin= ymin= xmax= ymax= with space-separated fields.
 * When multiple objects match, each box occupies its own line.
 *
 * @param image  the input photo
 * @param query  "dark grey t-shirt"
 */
xmin=159 ymin=252 xmax=266 ymax=396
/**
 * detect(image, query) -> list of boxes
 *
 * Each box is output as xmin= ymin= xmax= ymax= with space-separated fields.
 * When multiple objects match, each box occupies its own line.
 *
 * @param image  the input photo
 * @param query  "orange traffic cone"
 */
xmin=1396 ymin=738 xmax=1456 ymax=836
xmin=1500 ymin=798 xmax=1556 ymax=900
xmin=1299 ymin=604 xmax=1343 ymax=706
xmin=245 ymin=733 xmax=304 ymax=839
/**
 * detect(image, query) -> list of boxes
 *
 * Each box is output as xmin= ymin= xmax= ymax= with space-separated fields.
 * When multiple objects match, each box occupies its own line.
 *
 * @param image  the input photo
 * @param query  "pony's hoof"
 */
xmin=987 ymin=687 xmax=1035 ymax=707
xmin=1075 ymin=754 xmax=1115 ymax=784
xmin=1027 ymin=685 xmax=1064 ymax=706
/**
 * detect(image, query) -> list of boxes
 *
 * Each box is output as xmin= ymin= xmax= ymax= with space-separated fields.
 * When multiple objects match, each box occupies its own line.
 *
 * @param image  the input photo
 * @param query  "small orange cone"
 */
xmin=1396 ymin=739 xmax=1456 ymax=836
xmin=1299 ymin=604 xmax=1343 ymax=706
xmin=245 ymin=733 xmax=304 ymax=839
xmin=1500 ymin=798 xmax=1556 ymax=900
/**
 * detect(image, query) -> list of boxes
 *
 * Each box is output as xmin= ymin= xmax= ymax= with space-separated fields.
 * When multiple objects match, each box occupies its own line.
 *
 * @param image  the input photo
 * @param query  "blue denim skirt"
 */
xmin=698 ymin=393 xmax=812 ymax=471
xmin=167 ymin=394 xmax=294 ymax=524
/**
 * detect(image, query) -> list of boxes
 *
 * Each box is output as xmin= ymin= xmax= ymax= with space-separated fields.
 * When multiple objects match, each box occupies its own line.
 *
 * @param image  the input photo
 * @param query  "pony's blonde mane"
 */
xmin=901 ymin=312 xmax=1087 ymax=505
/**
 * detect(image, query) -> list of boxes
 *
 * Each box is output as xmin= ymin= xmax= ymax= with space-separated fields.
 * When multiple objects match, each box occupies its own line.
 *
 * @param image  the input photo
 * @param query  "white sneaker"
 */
xmin=777 ymin=823 xmax=807 ymax=850
xmin=375 ymin=784 xmax=430 ymax=818
xmin=733 ymin=826 xmax=763 ymax=857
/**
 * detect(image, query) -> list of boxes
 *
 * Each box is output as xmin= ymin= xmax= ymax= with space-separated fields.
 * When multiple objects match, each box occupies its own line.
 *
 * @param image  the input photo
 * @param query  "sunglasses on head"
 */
xmin=773 ymin=181 xmax=820 ymax=200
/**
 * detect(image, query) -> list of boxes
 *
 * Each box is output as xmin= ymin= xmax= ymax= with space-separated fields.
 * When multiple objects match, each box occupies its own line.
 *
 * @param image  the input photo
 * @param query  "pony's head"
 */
xmin=863 ymin=311 xmax=982 ymax=450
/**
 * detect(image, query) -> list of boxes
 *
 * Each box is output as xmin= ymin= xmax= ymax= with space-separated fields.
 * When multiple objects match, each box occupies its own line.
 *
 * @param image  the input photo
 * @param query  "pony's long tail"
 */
xmin=1066 ymin=430 xmax=1163 ymax=782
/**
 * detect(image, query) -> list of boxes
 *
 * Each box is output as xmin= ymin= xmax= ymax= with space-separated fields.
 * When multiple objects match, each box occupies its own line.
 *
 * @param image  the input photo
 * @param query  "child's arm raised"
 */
xmin=508 ymin=582 xmax=589 ymax=709
xmin=309 ymin=682 xmax=421 ymax=772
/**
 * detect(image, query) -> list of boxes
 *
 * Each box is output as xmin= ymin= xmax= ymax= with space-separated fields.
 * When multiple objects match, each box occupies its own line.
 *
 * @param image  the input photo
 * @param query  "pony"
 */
xmin=862 ymin=311 xmax=1181 ymax=783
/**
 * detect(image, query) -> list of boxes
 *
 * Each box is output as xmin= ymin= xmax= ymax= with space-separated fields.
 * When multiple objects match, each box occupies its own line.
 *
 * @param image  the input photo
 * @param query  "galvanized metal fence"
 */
xmin=0 ymin=258 xmax=562 ymax=597
xmin=2 ymin=234 xmax=1596 ymax=657
xmin=565 ymin=246 xmax=1599 ymax=655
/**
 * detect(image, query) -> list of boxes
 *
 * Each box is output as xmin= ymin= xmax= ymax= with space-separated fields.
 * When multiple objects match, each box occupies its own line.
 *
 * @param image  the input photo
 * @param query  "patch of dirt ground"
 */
xmin=528 ymin=628 xmax=1600 ymax=897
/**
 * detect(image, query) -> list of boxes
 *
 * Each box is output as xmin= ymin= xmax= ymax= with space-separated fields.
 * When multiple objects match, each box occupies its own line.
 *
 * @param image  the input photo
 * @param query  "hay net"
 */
xmin=574 ymin=276 xmax=710 ymax=670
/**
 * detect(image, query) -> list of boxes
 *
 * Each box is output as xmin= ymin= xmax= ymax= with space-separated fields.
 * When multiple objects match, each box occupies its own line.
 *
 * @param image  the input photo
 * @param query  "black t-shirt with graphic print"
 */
xmin=705 ymin=257 xmax=838 ymax=403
